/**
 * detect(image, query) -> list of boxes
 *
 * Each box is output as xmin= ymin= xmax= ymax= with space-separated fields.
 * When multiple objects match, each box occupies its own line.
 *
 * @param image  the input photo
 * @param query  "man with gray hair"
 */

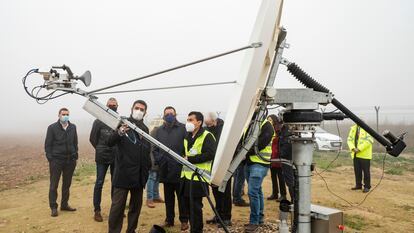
xmin=89 ymin=97 xmax=119 ymax=222
xmin=204 ymin=112 xmax=232 ymax=227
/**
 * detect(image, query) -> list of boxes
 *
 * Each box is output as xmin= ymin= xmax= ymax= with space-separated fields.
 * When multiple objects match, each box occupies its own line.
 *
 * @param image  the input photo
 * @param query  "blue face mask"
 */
xmin=164 ymin=114 xmax=176 ymax=124
xmin=60 ymin=115 xmax=69 ymax=123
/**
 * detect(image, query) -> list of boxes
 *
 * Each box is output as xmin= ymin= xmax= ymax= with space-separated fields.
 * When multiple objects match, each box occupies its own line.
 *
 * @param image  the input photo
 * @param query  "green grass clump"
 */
xmin=344 ymin=214 xmax=365 ymax=231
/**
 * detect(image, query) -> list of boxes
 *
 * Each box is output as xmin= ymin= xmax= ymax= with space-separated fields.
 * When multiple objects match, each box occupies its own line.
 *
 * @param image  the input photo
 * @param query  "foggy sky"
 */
xmin=1 ymin=0 xmax=413 ymax=134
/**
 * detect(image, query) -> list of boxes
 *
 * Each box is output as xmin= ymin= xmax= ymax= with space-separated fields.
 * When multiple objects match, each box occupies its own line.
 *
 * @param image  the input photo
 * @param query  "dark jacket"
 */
xmin=246 ymin=120 xmax=274 ymax=166
xmin=45 ymin=120 xmax=78 ymax=161
xmin=149 ymin=127 xmax=159 ymax=171
xmin=205 ymin=118 xmax=224 ymax=143
xmin=89 ymin=119 xmax=117 ymax=164
xmin=279 ymin=125 xmax=292 ymax=160
xmin=108 ymin=118 xmax=151 ymax=189
xmin=153 ymin=121 xmax=186 ymax=183
xmin=181 ymin=127 xmax=217 ymax=197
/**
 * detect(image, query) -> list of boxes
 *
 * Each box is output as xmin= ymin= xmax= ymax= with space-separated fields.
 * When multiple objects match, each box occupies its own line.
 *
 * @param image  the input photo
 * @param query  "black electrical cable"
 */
xmin=292 ymin=168 xmax=299 ymax=233
xmin=318 ymin=120 xmax=342 ymax=175
xmin=198 ymin=174 xmax=230 ymax=233
xmin=87 ymin=43 xmax=261 ymax=95
xmin=22 ymin=69 xmax=69 ymax=103
xmin=315 ymin=152 xmax=387 ymax=208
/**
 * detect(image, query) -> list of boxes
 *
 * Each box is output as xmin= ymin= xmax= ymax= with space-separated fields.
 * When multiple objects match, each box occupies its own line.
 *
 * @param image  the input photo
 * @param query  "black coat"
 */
xmin=44 ymin=120 xmax=78 ymax=161
xmin=153 ymin=121 xmax=186 ymax=183
xmin=108 ymin=118 xmax=151 ymax=189
xmin=279 ymin=125 xmax=292 ymax=160
xmin=89 ymin=119 xmax=117 ymax=164
xmin=205 ymin=118 xmax=224 ymax=143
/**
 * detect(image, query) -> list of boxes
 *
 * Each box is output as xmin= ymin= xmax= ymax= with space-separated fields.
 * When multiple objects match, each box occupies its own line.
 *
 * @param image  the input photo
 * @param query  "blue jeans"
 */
xmin=232 ymin=163 xmax=246 ymax=203
xmin=146 ymin=170 xmax=160 ymax=200
xmin=93 ymin=163 xmax=114 ymax=212
xmin=245 ymin=163 xmax=269 ymax=224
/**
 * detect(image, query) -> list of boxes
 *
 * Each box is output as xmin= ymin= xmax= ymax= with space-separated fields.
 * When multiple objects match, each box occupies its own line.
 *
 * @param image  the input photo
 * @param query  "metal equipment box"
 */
xmin=311 ymin=204 xmax=344 ymax=233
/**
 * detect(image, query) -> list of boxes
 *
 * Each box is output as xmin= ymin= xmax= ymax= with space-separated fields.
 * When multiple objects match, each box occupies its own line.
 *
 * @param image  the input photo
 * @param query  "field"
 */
xmin=1 ymin=135 xmax=414 ymax=233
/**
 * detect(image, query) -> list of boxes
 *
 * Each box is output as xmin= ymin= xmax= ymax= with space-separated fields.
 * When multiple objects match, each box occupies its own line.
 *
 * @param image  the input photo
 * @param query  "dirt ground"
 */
xmin=1 ymin=135 xmax=414 ymax=233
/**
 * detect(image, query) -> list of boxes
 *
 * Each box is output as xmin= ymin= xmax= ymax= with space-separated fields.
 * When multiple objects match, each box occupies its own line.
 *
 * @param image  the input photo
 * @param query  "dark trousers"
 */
xmin=164 ymin=182 xmax=187 ymax=224
xmin=270 ymin=167 xmax=286 ymax=197
xmin=108 ymin=187 xmax=143 ymax=233
xmin=281 ymin=164 xmax=294 ymax=201
xmin=212 ymin=178 xmax=232 ymax=221
xmin=232 ymin=163 xmax=246 ymax=203
xmin=353 ymin=157 xmax=371 ymax=189
xmin=182 ymin=196 xmax=203 ymax=233
xmin=49 ymin=159 xmax=76 ymax=209
xmin=93 ymin=162 xmax=114 ymax=212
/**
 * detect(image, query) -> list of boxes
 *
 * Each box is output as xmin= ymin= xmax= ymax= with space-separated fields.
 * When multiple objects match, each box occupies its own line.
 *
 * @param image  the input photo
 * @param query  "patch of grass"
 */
xmin=73 ymin=162 xmax=96 ymax=181
xmin=401 ymin=204 xmax=414 ymax=212
xmin=25 ymin=174 xmax=44 ymax=182
xmin=313 ymin=151 xmax=414 ymax=175
xmin=344 ymin=214 xmax=365 ymax=231
xmin=313 ymin=151 xmax=349 ymax=171
xmin=385 ymin=167 xmax=404 ymax=175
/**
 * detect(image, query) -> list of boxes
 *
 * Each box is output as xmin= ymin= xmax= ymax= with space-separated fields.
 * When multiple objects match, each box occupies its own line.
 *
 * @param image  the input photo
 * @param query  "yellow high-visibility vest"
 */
xmin=347 ymin=125 xmax=373 ymax=160
xmin=181 ymin=130 xmax=215 ymax=182
xmin=247 ymin=120 xmax=275 ymax=165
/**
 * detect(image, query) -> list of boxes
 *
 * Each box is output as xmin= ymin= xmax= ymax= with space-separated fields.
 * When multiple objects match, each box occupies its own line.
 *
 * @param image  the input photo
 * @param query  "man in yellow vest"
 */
xmin=180 ymin=111 xmax=216 ymax=233
xmin=244 ymin=117 xmax=275 ymax=233
xmin=347 ymin=124 xmax=374 ymax=193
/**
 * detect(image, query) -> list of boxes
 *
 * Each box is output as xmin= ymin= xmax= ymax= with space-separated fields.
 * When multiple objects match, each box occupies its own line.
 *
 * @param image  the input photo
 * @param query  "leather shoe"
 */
xmin=94 ymin=211 xmax=103 ymax=222
xmin=61 ymin=206 xmax=76 ymax=211
xmin=234 ymin=199 xmax=250 ymax=207
xmin=153 ymin=198 xmax=165 ymax=203
xmin=146 ymin=200 xmax=155 ymax=208
xmin=206 ymin=217 xmax=217 ymax=224
xmin=181 ymin=222 xmax=189 ymax=231
xmin=351 ymin=186 xmax=362 ymax=190
xmin=363 ymin=187 xmax=370 ymax=193
xmin=160 ymin=221 xmax=174 ymax=227
xmin=51 ymin=208 xmax=58 ymax=217
xmin=276 ymin=196 xmax=286 ymax=202
xmin=244 ymin=223 xmax=259 ymax=232
xmin=267 ymin=194 xmax=277 ymax=200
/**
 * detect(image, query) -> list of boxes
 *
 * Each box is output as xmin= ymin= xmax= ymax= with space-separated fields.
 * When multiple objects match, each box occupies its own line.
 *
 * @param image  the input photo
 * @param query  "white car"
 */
xmin=312 ymin=127 xmax=343 ymax=151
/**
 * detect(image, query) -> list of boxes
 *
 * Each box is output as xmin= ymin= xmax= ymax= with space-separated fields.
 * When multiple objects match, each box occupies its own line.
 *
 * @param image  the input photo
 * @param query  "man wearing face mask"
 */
xmin=180 ymin=111 xmax=216 ymax=233
xmin=45 ymin=108 xmax=78 ymax=217
xmin=89 ymin=97 xmax=119 ymax=222
xmin=204 ymin=112 xmax=232 ymax=227
xmin=107 ymin=100 xmax=151 ymax=233
xmin=152 ymin=106 xmax=188 ymax=230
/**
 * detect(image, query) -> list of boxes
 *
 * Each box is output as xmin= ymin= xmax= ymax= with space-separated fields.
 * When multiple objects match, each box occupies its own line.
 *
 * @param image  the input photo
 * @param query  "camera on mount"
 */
xmin=39 ymin=65 xmax=91 ymax=90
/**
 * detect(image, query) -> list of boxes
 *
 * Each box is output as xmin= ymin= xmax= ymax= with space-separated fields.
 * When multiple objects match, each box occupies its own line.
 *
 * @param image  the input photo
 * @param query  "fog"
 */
xmin=1 ymin=0 xmax=413 ymax=135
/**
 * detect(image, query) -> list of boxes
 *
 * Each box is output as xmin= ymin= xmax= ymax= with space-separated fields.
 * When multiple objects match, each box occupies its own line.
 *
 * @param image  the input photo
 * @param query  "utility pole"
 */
xmin=321 ymin=108 xmax=325 ymax=128
xmin=374 ymin=106 xmax=380 ymax=133
xmin=375 ymin=106 xmax=380 ymax=151
xmin=216 ymin=111 xmax=221 ymax=118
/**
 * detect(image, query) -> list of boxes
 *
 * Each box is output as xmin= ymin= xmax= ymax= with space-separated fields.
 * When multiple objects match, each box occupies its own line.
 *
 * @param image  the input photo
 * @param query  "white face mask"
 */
xmin=132 ymin=110 xmax=144 ymax=121
xmin=185 ymin=122 xmax=195 ymax=132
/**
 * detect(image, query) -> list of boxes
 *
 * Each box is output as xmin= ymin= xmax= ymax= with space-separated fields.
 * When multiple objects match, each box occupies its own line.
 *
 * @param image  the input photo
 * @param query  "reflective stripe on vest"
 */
xmin=181 ymin=130 xmax=214 ymax=182
xmin=248 ymin=120 xmax=275 ymax=165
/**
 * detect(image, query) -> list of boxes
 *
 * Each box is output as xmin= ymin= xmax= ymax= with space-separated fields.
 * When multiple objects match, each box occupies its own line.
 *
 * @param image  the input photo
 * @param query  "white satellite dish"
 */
xmin=211 ymin=0 xmax=284 ymax=185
